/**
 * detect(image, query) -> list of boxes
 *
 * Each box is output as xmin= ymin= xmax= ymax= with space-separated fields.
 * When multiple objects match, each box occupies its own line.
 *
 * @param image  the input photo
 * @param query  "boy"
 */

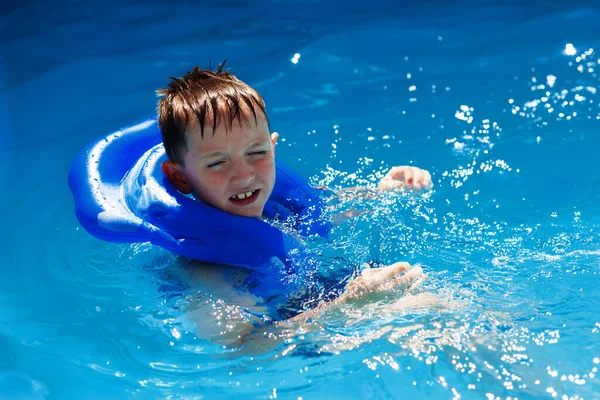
xmin=157 ymin=65 xmax=433 ymax=344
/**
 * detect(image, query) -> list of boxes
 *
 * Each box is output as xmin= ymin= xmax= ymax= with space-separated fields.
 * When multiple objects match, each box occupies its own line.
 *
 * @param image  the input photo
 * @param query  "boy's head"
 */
xmin=157 ymin=65 xmax=278 ymax=219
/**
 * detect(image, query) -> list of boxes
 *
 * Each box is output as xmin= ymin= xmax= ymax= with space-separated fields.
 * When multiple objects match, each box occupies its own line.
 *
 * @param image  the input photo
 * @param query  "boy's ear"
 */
xmin=270 ymin=132 xmax=279 ymax=155
xmin=161 ymin=161 xmax=193 ymax=194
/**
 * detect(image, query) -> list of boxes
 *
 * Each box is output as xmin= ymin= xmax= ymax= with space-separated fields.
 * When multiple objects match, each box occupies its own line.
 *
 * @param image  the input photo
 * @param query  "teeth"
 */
xmin=231 ymin=190 xmax=255 ymax=200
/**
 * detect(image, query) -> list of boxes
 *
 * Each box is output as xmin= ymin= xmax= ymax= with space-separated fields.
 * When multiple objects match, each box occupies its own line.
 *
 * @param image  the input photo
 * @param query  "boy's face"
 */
xmin=170 ymin=112 xmax=276 ymax=219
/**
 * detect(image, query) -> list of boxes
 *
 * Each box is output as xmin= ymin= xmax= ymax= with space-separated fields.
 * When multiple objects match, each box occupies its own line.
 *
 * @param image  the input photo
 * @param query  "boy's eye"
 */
xmin=207 ymin=160 xmax=225 ymax=169
xmin=250 ymin=150 xmax=268 ymax=156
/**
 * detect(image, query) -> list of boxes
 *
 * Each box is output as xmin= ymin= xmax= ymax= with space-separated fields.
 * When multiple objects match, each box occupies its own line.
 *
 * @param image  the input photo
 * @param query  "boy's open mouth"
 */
xmin=229 ymin=189 xmax=260 ymax=206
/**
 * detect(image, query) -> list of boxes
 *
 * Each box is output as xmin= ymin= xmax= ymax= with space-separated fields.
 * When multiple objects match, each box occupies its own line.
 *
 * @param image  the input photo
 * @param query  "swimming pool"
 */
xmin=1 ymin=0 xmax=599 ymax=398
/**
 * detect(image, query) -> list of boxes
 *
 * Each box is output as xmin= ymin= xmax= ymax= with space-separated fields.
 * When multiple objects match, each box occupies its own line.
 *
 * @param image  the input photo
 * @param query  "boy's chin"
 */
xmin=225 ymin=204 xmax=264 ymax=219
xmin=231 ymin=210 xmax=263 ymax=219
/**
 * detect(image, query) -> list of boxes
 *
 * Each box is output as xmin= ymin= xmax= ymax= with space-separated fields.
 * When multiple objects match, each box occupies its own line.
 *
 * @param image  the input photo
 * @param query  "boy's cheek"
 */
xmin=188 ymin=170 xmax=223 ymax=196
xmin=198 ymin=169 xmax=224 ymax=184
xmin=260 ymin=156 xmax=276 ymax=172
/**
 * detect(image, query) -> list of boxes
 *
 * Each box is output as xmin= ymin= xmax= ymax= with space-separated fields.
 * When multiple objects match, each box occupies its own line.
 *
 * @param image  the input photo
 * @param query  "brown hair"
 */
xmin=156 ymin=63 xmax=269 ymax=165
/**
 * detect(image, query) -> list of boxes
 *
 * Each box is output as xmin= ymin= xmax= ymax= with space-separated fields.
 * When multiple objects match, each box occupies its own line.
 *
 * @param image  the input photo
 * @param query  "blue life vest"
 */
xmin=68 ymin=119 xmax=331 ymax=271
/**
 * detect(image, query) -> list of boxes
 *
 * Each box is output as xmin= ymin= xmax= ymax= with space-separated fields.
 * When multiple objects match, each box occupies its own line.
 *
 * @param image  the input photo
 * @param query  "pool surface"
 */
xmin=1 ymin=1 xmax=599 ymax=398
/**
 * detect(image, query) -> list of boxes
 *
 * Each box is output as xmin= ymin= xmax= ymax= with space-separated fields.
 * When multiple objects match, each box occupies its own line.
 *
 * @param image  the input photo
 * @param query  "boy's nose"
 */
xmin=231 ymin=160 xmax=255 ymax=186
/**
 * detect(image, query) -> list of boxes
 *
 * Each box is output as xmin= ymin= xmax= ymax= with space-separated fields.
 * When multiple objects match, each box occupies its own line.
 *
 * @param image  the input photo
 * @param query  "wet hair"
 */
xmin=156 ymin=62 xmax=270 ymax=166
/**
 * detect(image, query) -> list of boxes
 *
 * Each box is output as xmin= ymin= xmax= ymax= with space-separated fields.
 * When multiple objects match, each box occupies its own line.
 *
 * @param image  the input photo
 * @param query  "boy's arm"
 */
xmin=184 ymin=262 xmax=434 ymax=353
xmin=316 ymin=165 xmax=433 ymax=200
xmin=171 ymin=259 xmax=270 ymax=347
xmin=316 ymin=166 xmax=433 ymax=224
xmin=376 ymin=166 xmax=433 ymax=191
xmin=236 ymin=262 xmax=434 ymax=352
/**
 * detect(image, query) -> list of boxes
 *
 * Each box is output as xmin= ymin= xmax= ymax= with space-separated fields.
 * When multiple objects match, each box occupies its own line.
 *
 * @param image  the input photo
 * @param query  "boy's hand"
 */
xmin=340 ymin=262 xmax=425 ymax=301
xmin=377 ymin=166 xmax=433 ymax=192
xmin=291 ymin=262 xmax=426 ymax=322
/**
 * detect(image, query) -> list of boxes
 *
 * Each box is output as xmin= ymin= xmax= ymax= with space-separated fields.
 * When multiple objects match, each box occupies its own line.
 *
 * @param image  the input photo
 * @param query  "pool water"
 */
xmin=1 ymin=1 xmax=599 ymax=399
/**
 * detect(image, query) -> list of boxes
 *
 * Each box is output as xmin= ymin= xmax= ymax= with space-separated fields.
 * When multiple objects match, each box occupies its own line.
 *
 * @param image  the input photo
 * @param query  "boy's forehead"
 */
xmin=185 ymin=114 xmax=270 ymax=149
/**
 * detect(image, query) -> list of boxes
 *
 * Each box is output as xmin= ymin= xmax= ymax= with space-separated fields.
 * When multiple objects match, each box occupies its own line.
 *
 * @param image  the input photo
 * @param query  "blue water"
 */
xmin=2 ymin=1 xmax=600 ymax=398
